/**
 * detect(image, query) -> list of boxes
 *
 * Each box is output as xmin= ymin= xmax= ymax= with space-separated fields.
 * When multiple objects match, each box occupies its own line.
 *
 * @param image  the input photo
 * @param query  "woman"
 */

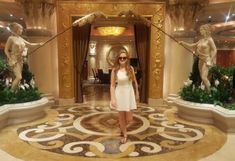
xmin=4 ymin=22 xmax=43 ymax=91
xmin=179 ymin=24 xmax=217 ymax=90
xmin=110 ymin=48 xmax=139 ymax=143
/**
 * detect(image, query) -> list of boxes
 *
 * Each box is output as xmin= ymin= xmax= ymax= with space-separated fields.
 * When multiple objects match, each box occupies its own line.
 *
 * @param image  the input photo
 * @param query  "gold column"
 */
xmin=148 ymin=6 xmax=165 ymax=99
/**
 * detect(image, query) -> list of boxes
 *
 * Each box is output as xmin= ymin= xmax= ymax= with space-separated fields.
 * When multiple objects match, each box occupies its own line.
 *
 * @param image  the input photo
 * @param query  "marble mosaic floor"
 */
xmin=0 ymin=102 xmax=227 ymax=161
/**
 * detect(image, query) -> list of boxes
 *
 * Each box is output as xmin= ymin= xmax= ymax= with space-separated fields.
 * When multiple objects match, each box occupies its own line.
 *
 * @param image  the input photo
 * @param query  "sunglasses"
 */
xmin=118 ymin=56 xmax=127 ymax=61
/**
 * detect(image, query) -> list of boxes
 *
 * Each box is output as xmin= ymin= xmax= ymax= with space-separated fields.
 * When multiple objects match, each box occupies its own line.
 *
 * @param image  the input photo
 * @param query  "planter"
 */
xmin=0 ymin=97 xmax=48 ymax=130
xmin=174 ymin=98 xmax=235 ymax=133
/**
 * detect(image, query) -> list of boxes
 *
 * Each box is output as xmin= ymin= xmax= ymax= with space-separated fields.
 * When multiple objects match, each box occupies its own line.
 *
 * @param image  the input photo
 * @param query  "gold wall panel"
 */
xmin=57 ymin=1 xmax=165 ymax=100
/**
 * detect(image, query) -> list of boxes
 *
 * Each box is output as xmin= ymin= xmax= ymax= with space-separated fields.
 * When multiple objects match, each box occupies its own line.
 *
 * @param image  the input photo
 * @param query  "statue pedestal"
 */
xmin=173 ymin=98 xmax=235 ymax=133
xmin=0 ymin=97 xmax=49 ymax=130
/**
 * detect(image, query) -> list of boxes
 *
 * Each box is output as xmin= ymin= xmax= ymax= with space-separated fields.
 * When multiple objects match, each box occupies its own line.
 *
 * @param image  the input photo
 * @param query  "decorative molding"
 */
xmin=0 ymin=97 xmax=48 ymax=130
xmin=17 ymin=0 xmax=56 ymax=32
xmin=174 ymin=98 xmax=235 ymax=133
xmin=166 ymin=0 xmax=208 ymax=31
xmin=149 ymin=5 xmax=165 ymax=98
xmin=57 ymin=1 xmax=165 ymax=99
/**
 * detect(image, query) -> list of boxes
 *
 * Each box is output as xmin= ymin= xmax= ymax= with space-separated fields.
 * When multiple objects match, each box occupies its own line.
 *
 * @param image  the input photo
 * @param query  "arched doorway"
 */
xmin=72 ymin=17 xmax=151 ymax=104
xmin=57 ymin=2 xmax=165 ymax=104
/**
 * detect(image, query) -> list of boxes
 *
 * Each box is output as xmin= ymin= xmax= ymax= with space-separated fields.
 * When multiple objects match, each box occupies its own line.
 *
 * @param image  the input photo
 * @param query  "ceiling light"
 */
xmin=208 ymin=16 xmax=212 ymax=19
xmin=10 ymin=14 xmax=13 ymax=17
xmin=97 ymin=26 xmax=126 ymax=36
xmin=178 ymin=27 xmax=184 ymax=31
xmin=213 ymin=21 xmax=235 ymax=27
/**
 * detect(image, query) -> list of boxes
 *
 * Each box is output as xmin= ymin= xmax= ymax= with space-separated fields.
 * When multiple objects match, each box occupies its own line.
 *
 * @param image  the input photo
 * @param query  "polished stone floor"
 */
xmin=0 ymin=84 xmax=234 ymax=161
xmin=16 ymin=103 xmax=207 ymax=158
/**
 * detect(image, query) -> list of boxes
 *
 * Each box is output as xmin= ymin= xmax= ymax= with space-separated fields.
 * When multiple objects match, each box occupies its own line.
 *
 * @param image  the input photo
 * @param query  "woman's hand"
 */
xmin=135 ymin=92 xmax=140 ymax=102
xmin=110 ymin=99 xmax=117 ymax=108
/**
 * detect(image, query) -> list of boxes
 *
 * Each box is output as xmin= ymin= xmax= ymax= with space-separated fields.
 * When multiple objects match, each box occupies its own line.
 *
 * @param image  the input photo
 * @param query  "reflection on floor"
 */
xmin=83 ymin=83 xmax=110 ymax=103
xmin=0 ymin=84 xmax=229 ymax=161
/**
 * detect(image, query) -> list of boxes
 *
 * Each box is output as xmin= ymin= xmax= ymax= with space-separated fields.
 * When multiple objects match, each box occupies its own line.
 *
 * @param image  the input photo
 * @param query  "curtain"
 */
xmin=73 ymin=24 xmax=91 ymax=103
xmin=134 ymin=23 xmax=150 ymax=103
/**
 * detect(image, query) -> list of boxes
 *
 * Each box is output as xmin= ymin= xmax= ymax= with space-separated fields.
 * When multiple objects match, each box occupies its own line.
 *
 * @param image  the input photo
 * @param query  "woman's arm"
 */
xmin=110 ymin=69 xmax=117 ymax=106
xmin=131 ymin=66 xmax=139 ymax=101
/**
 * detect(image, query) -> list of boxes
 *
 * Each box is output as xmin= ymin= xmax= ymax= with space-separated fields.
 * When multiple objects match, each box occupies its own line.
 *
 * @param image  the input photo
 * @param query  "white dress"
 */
xmin=115 ymin=69 xmax=137 ymax=111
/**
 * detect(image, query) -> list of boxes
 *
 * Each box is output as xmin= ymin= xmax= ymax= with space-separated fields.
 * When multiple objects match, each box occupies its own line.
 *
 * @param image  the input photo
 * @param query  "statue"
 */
xmin=4 ymin=22 xmax=43 ymax=91
xmin=179 ymin=24 xmax=217 ymax=90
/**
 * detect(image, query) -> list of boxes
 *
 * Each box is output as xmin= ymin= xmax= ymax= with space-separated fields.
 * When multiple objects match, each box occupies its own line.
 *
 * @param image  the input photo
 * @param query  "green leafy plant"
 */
xmin=0 ymin=87 xmax=41 ymax=106
xmin=225 ymin=103 xmax=235 ymax=110
xmin=0 ymin=58 xmax=10 ymax=91
xmin=0 ymin=58 xmax=8 ymax=72
xmin=0 ymin=57 xmax=41 ymax=106
xmin=179 ymin=65 xmax=235 ymax=108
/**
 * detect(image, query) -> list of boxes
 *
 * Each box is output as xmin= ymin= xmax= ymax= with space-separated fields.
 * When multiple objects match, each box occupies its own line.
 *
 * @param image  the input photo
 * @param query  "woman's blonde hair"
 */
xmin=113 ymin=47 xmax=134 ymax=81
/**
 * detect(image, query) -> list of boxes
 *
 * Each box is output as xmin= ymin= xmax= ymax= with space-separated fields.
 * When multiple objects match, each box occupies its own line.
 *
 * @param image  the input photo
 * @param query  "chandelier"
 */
xmin=97 ymin=26 xmax=126 ymax=36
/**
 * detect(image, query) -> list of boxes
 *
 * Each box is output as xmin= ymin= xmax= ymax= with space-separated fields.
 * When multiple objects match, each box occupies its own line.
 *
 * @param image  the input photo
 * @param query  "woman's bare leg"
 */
xmin=119 ymin=111 xmax=127 ymax=143
xmin=119 ymin=112 xmax=127 ymax=135
xmin=126 ymin=111 xmax=133 ymax=125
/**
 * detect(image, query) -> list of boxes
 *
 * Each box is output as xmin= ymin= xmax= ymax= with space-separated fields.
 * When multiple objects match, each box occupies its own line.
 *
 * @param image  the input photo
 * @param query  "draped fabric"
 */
xmin=134 ymin=24 xmax=150 ymax=103
xmin=73 ymin=24 xmax=91 ymax=103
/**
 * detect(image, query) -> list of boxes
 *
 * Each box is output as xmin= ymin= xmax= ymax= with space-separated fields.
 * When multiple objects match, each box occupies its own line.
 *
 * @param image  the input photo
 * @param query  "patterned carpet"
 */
xmin=17 ymin=103 xmax=206 ymax=158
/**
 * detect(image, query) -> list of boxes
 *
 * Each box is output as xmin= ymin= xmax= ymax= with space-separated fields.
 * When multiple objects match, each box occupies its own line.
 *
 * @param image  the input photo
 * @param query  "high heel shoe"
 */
xmin=121 ymin=135 xmax=127 ymax=144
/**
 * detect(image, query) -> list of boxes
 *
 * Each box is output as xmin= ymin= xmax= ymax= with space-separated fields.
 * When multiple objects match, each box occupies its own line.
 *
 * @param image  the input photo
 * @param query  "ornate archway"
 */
xmin=57 ymin=1 xmax=165 ymax=103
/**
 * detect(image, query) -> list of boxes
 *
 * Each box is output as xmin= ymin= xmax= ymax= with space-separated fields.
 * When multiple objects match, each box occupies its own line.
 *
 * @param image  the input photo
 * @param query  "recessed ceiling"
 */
xmin=0 ymin=1 xmax=25 ymax=22
xmin=209 ymin=0 xmax=235 ymax=4
xmin=192 ymin=1 xmax=235 ymax=48
xmin=0 ymin=1 xmax=26 ymax=42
